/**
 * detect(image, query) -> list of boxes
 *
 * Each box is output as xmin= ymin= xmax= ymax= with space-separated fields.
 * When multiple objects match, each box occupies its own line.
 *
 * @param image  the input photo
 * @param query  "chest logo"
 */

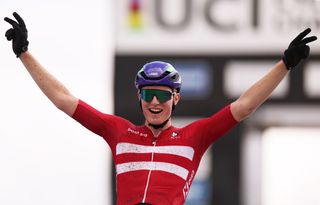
xmin=171 ymin=132 xmax=178 ymax=138
xmin=127 ymin=128 xmax=148 ymax=138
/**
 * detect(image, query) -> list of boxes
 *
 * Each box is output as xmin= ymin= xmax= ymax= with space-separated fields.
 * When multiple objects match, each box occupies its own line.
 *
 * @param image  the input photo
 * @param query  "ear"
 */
xmin=173 ymin=92 xmax=181 ymax=106
xmin=137 ymin=90 xmax=141 ymax=100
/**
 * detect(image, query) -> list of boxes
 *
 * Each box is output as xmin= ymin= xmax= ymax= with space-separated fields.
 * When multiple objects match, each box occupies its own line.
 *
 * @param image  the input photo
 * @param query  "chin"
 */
xmin=147 ymin=116 xmax=167 ymax=124
xmin=144 ymin=112 xmax=170 ymax=125
xmin=148 ymin=119 xmax=162 ymax=125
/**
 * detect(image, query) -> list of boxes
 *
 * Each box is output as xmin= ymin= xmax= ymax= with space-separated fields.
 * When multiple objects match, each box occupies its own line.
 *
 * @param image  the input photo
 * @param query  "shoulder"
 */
xmin=179 ymin=104 xmax=238 ymax=134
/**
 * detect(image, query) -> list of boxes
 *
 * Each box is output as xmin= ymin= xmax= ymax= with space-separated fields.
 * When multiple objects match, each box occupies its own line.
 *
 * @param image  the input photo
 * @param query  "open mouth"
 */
xmin=149 ymin=108 xmax=163 ymax=114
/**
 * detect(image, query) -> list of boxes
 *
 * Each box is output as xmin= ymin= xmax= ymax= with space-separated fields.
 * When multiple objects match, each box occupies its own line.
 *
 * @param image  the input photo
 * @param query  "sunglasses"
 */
xmin=140 ymin=89 xmax=174 ymax=103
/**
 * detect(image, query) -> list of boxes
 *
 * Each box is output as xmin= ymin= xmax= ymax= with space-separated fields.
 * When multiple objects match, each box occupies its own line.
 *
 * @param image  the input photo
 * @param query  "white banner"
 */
xmin=116 ymin=0 xmax=320 ymax=54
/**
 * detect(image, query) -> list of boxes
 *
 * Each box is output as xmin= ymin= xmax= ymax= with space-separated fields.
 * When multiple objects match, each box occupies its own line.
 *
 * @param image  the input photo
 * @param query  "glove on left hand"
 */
xmin=4 ymin=12 xmax=29 ymax=57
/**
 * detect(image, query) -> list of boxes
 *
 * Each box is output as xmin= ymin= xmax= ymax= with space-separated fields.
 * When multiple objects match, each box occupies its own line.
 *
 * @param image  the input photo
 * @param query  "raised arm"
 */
xmin=19 ymin=52 xmax=79 ymax=116
xmin=4 ymin=12 xmax=78 ymax=116
xmin=230 ymin=28 xmax=317 ymax=122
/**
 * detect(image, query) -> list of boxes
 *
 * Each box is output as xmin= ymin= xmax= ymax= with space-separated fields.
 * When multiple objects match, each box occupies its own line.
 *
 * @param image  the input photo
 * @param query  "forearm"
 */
xmin=19 ymin=51 xmax=78 ymax=116
xmin=231 ymin=60 xmax=289 ymax=121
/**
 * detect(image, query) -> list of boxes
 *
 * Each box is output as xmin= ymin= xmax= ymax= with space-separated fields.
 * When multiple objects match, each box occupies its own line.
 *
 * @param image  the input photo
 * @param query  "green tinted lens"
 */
xmin=140 ymin=89 xmax=172 ymax=103
xmin=140 ymin=89 xmax=154 ymax=102
xmin=155 ymin=90 xmax=172 ymax=103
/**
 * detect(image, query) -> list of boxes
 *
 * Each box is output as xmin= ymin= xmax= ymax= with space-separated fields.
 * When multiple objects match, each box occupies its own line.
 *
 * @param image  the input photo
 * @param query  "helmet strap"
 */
xmin=172 ymin=100 xmax=176 ymax=111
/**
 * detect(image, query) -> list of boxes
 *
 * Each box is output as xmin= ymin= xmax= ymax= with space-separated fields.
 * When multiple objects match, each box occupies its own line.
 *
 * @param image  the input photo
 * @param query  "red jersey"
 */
xmin=72 ymin=100 xmax=238 ymax=205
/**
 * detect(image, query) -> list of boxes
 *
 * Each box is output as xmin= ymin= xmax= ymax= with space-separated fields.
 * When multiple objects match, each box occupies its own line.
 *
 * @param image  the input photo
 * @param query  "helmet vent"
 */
xmin=170 ymin=73 xmax=180 ymax=82
xmin=141 ymin=71 xmax=171 ymax=80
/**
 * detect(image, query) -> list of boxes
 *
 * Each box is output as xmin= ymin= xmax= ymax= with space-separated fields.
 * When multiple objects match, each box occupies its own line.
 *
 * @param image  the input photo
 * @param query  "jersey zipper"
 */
xmin=142 ymin=138 xmax=157 ymax=203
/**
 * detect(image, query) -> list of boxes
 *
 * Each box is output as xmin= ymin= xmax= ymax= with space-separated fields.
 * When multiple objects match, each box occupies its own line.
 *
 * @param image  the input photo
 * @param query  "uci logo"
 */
xmin=127 ymin=0 xmax=260 ymax=32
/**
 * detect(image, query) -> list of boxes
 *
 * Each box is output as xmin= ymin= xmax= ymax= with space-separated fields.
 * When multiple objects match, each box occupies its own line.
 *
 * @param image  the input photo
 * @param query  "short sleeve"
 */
xmin=72 ymin=99 xmax=131 ymax=147
xmin=186 ymin=104 xmax=238 ymax=154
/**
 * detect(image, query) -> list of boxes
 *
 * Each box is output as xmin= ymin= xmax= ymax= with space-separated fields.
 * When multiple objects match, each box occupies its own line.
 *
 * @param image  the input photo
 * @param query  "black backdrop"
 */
xmin=113 ymin=54 xmax=320 ymax=205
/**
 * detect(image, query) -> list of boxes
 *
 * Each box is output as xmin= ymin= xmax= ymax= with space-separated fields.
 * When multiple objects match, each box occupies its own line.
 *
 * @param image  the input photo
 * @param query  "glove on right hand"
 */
xmin=4 ymin=12 xmax=29 ymax=57
xmin=282 ymin=28 xmax=317 ymax=70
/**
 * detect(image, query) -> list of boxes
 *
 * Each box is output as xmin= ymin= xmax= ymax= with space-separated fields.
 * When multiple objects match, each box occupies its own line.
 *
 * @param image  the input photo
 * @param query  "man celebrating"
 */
xmin=4 ymin=12 xmax=317 ymax=205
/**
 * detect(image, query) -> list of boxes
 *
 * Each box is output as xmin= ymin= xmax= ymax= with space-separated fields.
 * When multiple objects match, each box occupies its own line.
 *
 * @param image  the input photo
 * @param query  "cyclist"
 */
xmin=4 ymin=12 xmax=317 ymax=205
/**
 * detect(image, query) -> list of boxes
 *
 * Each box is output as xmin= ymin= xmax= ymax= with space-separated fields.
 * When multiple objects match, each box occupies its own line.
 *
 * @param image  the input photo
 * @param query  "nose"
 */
xmin=150 ymin=96 xmax=160 ymax=104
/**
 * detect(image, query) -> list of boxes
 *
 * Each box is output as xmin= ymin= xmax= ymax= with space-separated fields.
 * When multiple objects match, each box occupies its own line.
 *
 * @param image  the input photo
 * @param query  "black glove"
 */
xmin=4 ymin=12 xmax=29 ymax=57
xmin=282 ymin=28 xmax=317 ymax=70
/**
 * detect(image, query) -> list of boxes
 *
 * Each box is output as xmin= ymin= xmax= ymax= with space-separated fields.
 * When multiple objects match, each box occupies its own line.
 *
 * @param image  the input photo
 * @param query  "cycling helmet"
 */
xmin=135 ymin=61 xmax=182 ymax=92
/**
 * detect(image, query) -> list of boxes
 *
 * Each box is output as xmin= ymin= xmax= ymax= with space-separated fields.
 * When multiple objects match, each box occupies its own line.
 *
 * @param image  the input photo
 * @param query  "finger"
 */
xmin=5 ymin=28 xmax=14 ymax=40
xmin=296 ymin=45 xmax=310 ymax=59
xmin=4 ymin=17 xmax=19 ymax=28
xmin=292 ymin=28 xmax=312 ymax=44
xmin=13 ymin=12 xmax=26 ymax=28
xmin=301 ymin=36 xmax=317 ymax=45
xmin=303 ymin=46 xmax=310 ymax=59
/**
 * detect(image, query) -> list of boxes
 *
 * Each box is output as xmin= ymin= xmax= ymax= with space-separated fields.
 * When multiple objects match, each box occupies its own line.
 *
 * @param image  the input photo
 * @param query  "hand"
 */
xmin=282 ymin=28 xmax=317 ymax=70
xmin=4 ymin=12 xmax=29 ymax=57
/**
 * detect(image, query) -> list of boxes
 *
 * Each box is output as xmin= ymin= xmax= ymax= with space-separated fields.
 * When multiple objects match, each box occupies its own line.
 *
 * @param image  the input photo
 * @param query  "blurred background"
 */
xmin=0 ymin=0 xmax=320 ymax=205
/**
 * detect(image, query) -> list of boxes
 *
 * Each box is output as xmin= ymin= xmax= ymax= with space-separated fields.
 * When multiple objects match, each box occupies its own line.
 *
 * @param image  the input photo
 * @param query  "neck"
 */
xmin=146 ymin=119 xmax=172 ymax=137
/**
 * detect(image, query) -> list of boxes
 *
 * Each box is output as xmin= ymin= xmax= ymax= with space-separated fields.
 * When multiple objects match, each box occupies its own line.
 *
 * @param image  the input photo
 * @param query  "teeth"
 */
xmin=149 ymin=108 xmax=162 ymax=113
xmin=151 ymin=108 xmax=161 ymax=112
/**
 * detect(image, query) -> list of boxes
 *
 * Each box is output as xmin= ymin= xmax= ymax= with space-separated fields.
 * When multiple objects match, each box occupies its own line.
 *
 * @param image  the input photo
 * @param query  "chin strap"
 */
xmin=148 ymin=118 xmax=170 ymax=129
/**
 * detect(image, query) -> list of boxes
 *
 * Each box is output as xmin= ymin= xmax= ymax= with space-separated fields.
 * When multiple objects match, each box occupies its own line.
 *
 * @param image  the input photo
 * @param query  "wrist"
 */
xmin=19 ymin=50 xmax=30 ymax=60
xmin=281 ymin=57 xmax=291 ymax=70
xmin=279 ymin=59 xmax=290 ymax=72
xmin=16 ymin=43 xmax=29 ymax=58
